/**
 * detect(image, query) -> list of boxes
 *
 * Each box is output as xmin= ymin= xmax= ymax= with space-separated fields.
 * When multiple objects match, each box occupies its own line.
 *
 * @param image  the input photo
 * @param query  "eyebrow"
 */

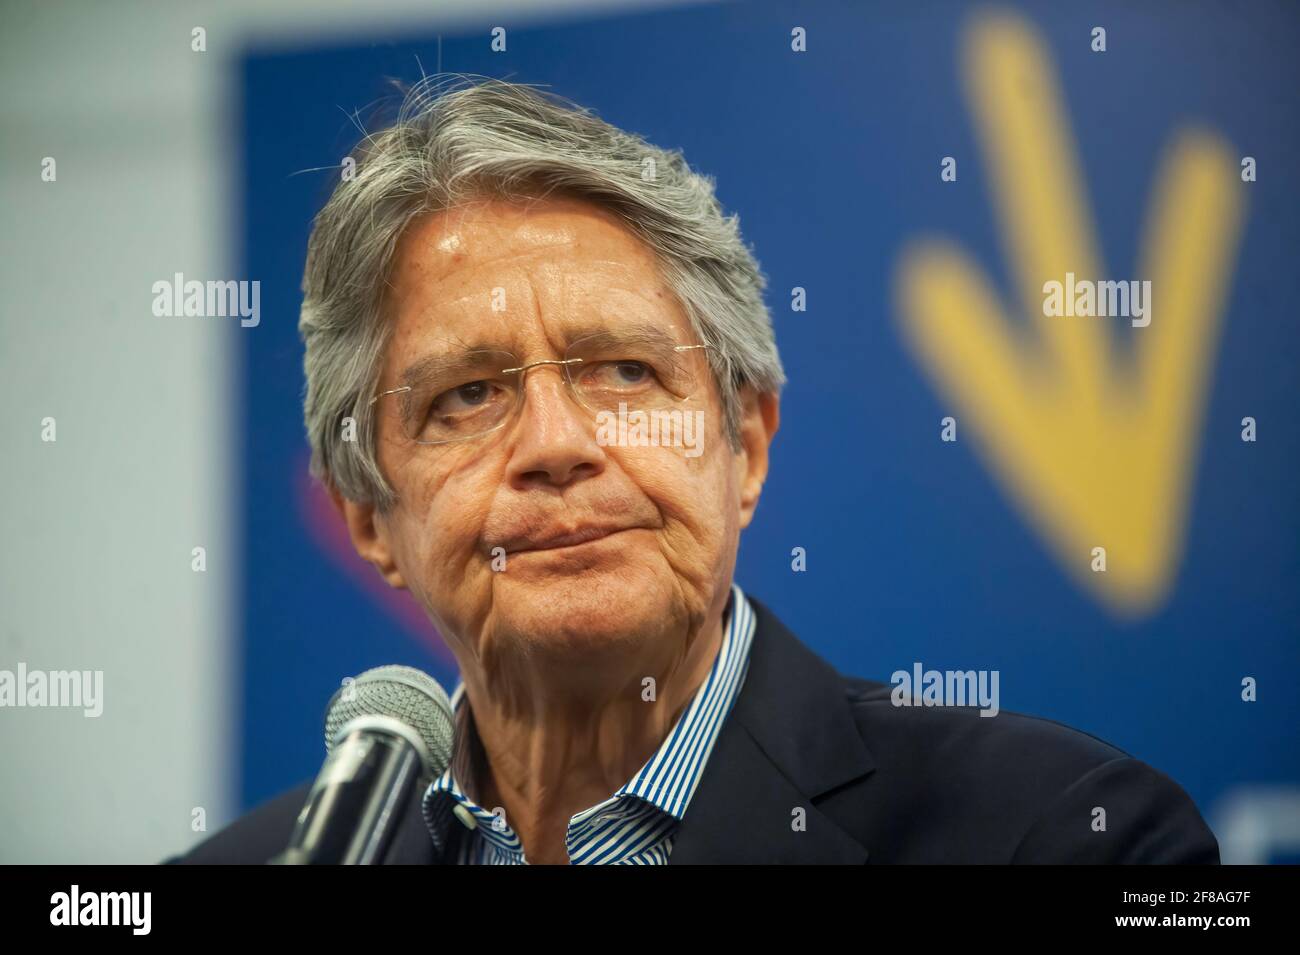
xmin=398 ymin=349 xmax=507 ymax=388
xmin=395 ymin=320 xmax=684 ymax=386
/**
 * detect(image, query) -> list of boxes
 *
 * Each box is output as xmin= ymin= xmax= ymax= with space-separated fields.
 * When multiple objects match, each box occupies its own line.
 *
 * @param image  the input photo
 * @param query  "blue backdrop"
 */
xmin=238 ymin=0 xmax=1299 ymax=855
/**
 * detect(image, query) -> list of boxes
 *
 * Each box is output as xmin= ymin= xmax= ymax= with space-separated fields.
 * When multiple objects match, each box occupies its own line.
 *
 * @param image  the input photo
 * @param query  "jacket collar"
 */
xmin=665 ymin=594 xmax=875 ymax=863
xmin=391 ymin=591 xmax=875 ymax=864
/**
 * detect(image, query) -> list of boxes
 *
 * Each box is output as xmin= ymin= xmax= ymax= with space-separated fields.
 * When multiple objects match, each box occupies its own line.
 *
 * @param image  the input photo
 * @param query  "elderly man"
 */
xmin=173 ymin=78 xmax=1217 ymax=865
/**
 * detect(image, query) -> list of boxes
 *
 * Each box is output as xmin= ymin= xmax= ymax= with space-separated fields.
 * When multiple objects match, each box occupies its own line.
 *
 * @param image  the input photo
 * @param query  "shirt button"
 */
xmin=453 ymin=805 xmax=478 ymax=830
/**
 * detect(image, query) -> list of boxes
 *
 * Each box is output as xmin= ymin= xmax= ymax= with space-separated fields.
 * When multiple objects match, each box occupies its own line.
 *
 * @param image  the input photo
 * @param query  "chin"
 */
xmin=491 ymin=564 xmax=678 ymax=652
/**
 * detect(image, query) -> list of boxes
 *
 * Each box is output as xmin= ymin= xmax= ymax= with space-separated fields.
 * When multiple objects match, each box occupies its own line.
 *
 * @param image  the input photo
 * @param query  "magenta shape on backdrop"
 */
xmin=295 ymin=456 xmax=456 ymax=669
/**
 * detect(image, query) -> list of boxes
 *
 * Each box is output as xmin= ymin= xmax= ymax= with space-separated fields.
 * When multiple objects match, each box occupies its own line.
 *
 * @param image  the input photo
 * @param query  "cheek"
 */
xmin=619 ymin=439 xmax=736 ymax=555
xmin=388 ymin=451 xmax=501 ymax=601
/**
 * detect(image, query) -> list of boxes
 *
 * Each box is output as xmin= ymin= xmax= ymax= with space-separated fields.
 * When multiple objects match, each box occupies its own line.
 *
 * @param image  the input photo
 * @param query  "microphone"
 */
xmin=272 ymin=664 xmax=455 ymax=864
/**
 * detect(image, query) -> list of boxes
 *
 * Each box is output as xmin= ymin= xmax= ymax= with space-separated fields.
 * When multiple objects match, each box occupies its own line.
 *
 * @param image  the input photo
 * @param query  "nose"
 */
xmin=504 ymin=362 xmax=605 ymax=490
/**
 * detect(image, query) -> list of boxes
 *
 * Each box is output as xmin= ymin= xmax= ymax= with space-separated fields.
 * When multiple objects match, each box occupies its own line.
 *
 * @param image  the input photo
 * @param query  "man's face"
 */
xmin=342 ymin=195 xmax=773 ymax=682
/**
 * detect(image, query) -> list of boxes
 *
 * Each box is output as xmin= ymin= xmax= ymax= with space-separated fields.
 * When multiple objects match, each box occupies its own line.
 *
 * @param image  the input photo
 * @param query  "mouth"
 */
xmin=507 ymin=525 xmax=639 ymax=555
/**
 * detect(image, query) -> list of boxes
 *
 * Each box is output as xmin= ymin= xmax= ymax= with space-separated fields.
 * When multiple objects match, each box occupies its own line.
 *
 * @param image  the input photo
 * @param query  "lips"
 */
xmin=502 ymin=524 xmax=637 ymax=554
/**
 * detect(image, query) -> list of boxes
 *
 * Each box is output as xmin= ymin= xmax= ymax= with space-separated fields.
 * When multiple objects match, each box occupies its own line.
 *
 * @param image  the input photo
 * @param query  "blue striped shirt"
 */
xmin=421 ymin=582 xmax=756 ymax=864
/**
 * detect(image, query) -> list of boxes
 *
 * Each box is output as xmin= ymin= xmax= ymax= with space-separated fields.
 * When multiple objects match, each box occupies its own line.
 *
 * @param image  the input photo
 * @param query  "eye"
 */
xmin=453 ymin=382 xmax=490 ymax=405
xmin=430 ymin=380 xmax=502 ymax=417
xmin=613 ymin=361 xmax=650 ymax=384
xmin=582 ymin=360 xmax=656 ymax=390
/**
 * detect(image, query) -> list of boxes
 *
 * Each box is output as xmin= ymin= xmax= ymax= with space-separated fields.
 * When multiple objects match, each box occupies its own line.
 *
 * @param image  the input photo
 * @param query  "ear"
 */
xmin=329 ymin=485 xmax=407 ymax=589
xmin=734 ymin=387 xmax=780 ymax=530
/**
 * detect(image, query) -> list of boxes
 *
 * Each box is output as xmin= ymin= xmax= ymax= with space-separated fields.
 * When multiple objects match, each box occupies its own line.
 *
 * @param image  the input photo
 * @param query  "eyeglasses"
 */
xmin=368 ymin=331 xmax=714 ymax=446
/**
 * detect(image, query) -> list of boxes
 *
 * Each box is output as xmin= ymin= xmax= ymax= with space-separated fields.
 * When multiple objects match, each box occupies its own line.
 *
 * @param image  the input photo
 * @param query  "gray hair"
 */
xmin=300 ymin=75 xmax=785 ymax=509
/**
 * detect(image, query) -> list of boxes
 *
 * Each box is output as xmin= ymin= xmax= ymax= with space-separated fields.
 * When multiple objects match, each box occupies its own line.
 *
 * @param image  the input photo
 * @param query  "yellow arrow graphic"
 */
xmin=895 ymin=10 xmax=1246 ymax=617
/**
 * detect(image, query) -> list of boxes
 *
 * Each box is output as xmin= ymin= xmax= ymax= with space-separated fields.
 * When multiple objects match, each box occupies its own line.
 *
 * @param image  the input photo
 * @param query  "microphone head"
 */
xmin=324 ymin=665 xmax=455 ymax=781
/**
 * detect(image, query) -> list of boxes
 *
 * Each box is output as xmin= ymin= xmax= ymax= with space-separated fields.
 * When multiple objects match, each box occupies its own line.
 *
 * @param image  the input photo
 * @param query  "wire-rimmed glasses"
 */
xmin=369 ymin=329 xmax=714 ymax=446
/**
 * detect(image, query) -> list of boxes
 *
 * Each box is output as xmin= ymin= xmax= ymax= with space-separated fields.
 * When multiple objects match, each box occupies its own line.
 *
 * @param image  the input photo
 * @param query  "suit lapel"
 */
xmin=385 ymin=779 xmax=447 ymax=864
xmin=669 ymin=596 xmax=875 ymax=864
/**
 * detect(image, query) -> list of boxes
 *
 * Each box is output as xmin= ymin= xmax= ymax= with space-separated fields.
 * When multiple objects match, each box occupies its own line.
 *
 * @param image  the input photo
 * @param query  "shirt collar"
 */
xmin=421 ymin=581 xmax=756 ymax=862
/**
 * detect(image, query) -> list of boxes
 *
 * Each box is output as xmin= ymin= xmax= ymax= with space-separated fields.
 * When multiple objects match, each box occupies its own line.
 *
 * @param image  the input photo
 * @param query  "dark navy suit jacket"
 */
xmin=167 ymin=595 xmax=1219 ymax=864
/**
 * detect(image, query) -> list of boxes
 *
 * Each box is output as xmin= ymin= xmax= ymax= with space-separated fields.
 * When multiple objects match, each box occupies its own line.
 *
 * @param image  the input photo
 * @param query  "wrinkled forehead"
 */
xmin=382 ymin=197 xmax=695 ymax=356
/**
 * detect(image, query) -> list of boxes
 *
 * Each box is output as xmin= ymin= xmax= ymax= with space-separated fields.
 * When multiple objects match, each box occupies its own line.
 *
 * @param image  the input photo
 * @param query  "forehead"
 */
xmin=382 ymin=195 xmax=691 ymax=354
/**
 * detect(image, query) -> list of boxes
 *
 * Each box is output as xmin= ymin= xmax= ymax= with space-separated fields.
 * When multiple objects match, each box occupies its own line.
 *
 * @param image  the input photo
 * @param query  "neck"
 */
xmin=457 ymin=609 xmax=727 ymax=865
